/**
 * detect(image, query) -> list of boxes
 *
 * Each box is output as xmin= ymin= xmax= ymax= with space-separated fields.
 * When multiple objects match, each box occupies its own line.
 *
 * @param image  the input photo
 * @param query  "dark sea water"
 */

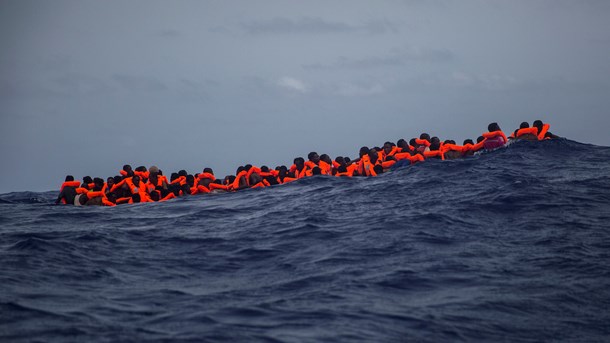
xmin=2 ymin=139 xmax=610 ymax=342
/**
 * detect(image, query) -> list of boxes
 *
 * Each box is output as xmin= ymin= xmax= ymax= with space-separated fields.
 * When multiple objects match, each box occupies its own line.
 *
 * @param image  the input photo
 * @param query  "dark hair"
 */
xmin=420 ymin=133 xmax=430 ymax=141
xmin=359 ymin=146 xmax=370 ymax=157
xmin=463 ymin=139 xmax=474 ymax=145
xmin=131 ymin=193 xmax=141 ymax=203
xmin=519 ymin=122 xmax=529 ymax=129
xmin=307 ymin=152 xmax=318 ymax=160
xmin=83 ymin=176 xmax=93 ymax=184
xmin=488 ymin=123 xmax=500 ymax=132
xmin=135 ymin=166 xmax=146 ymax=172
xmin=178 ymin=170 xmax=187 ymax=177
xmin=373 ymin=165 xmax=383 ymax=175
xmin=203 ymin=168 xmax=213 ymax=174
xmin=312 ymin=167 xmax=322 ymax=175
xmin=533 ymin=120 xmax=543 ymax=130
xmin=65 ymin=175 xmax=74 ymax=182
xmin=477 ymin=136 xmax=485 ymax=143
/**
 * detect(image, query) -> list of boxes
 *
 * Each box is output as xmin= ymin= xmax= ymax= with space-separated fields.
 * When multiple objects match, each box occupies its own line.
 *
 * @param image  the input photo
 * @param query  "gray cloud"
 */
xmin=112 ymin=74 xmax=167 ymax=92
xmin=303 ymin=46 xmax=454 ymax=70
xmin=242 ymin=17 xmax=398 ymax=35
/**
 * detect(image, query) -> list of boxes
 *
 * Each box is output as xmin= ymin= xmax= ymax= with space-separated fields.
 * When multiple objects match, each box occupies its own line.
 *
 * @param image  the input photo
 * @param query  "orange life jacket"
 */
xmin=482 ymin=130 xmax=508 ymax=143
xmin=537 ymin=123 xmax=550 ymax=140
xmin=208 ymin=183 xmax=229 ymax=191
xmin=58 ymin=181 xmax=81 ymax=204
xmin=232 ymin=170 xmax=248 ymax=190
xmin=516 ymin=127 xmax=539 ymax=139
xmin=159 ymin=192 xmax=176 ymax=202
xmin=424 ymin=150 xmax=444 ymax=160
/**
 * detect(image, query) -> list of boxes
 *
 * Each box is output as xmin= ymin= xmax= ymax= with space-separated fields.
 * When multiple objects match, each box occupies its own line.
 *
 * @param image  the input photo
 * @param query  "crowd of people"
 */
xmin=56 ymin=120 xmax=558 ymax=206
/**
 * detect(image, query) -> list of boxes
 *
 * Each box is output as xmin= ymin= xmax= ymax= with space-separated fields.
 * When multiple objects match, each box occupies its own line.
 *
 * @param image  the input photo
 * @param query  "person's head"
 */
xmin=78 ymin=194 xmax=88 ymax=206
xmin=463 ymin=139 xmax=474 ymax=145
xmin=65 ymin=175 xmax=74 ymax=182
xmin=236 ymin=166 xmax=244 ymax=174
xmin=261 ymin=165 xmax=269 ymax=172
xmin=170 ymin=173 xmax=179 ymax=182
xmin=294 ymin=157 xmax=305 ymax=169
xmin=519 ymin=122 xmax=529 ymax=129
xmin=135 ymin=166 xmax=147 ymax=172
xmin=107 ymin=177 xmax=115 ymax=187
xmin=83 ymin=176 xmax=93 ymax=184
xmin=131 ymin=193 xmax=141 ymax=203
xmin=307 ymin=152 xmax=320 ymax=164
xmin=149 ymin=166 xmax=159 ymax=175
xmin=368 ymin=150 xmax=379 ymax=163
xmin=93 ymin=178 xmax=104 ymax=191
xmin=533 ymin=120 xmax=543 ymax=131
xmin=312 ymin=167 xmax=322 ymax=175
xmin=225 ymin=175 xmax=236 ymax=185
xmin=429 ymin=142 xmax=441 ymax=151
xmin=431 ymin=136 xmax=440 ymax=145
xmin=132 ymin=175 xmax=140 ymax=185
xmin=337 ymin=165 xmax=347 ymax=173
xmin=244 ymin=164 xmax=252 ymax=171
xmin=320 ymin=154 xmax=332 ymax=165
xmin=203 ymin=167 xmax=213 ymax=175
xmin=359 ymin=146 xmax=370 ymax=158
xmin=335 ymin=156 xmax=346 ymax=166
xmin=344 ymin=157 xmax=351 ymax=164
xmin=397 ymin=139 xmax=408 ymax=150
xmin=150 ymin=191 xmax=160 ymax=202
xmin=122 ymin=164 xmax=132 ymax=173
xmin=178 ymin=170 xmax=187 ymax=177
xmin=477 ymin=136 xmax=485 ymax=143
xmin=409 ymin=138 xmax=417 ymax=147
xmin=488 ymin=122 xmax=501 ymax=132
xmin=383 ymin=142 xmax=393 ymax=155
xmin=419 ymin=133 xmax=431 ymax=142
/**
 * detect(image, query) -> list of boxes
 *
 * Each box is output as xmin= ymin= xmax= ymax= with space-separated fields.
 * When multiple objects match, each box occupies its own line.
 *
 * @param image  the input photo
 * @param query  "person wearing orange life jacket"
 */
xmin=146 ymin=166 xmax=169 ymax=198
xmin=194 ymin=168 xmax=215 ymax=193
xmin=461 ymin=138 xmax=482 ymax=157
xmin=232 ymin=166 xmax=249 ymax=191
xmin=482 ymin=122 xmax=508 ymax=150
xmin=533 ymin=120 xmax=551 ymax=140
xmin=305 ymin=152 xmax=331 ymax=175
xmin=276 ymin=166 xmax=297 ymax=184
xmin=119 ymin=164 xmax=134 ymax=178
xmin=415 ymin=133 xmax=432 ymax=154
xmin=360 ymin=148 xmax=383 ymax=176
xmin=354 ymin=146 xmax=371 ymax=176
xmin=55 ymin=175 xmax=81 ymax=205
xmin=514 ymin=122 xmax=539 ymax=141
xmin=392 ymin=147 xmax=425 ymax=170
xmin=134 ymin=166 xmax=149 ymax=183
xmin=81 ymin=176 xmax=94 ymax=191
xmin=83 ymin=178 xmax=108 ymax=206
xmin=124 ymin=175 xmax=152 ymax=202
xmin=396 ymin=139 xmax=413 ymax=153
xmin=259 ymin=166 xmax=279 ymax=186
xmin=379 ymin=142 xmax=398 ymax=170
xmin=289 ymin=157 xmax=310 ymax=179
xmin=424 ymin=141 xmax=444 ymax=160
xmin=320 ymin=154 xmax=334 ymax=175
xmin=249 ymin=171 xmax=271 ymax=189
xmin=441 ymin=139 xmax=464 ymax=160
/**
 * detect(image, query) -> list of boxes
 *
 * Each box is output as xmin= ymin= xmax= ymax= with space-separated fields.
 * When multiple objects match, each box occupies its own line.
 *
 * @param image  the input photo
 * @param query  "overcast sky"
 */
xmin=1 ymin=0 xmax=609 ymax=193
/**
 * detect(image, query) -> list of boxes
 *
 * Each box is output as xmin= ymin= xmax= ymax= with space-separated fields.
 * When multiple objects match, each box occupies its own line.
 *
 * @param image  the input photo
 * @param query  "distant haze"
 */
xmin=1 ymin=0 xmax=609 ymax=193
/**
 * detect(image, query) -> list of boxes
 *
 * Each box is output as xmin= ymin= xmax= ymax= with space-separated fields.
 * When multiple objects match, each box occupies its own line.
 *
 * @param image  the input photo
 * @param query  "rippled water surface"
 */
xmin=2 ymin=139 xmax=610 ymax=342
